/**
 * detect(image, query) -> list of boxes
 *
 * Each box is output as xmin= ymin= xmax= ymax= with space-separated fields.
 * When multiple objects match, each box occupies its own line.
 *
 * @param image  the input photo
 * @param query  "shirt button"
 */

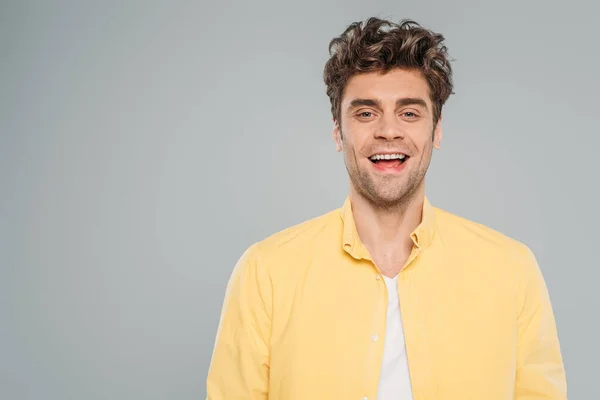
xmin=375 ymin=275 xmax=381 ymax=280
xmin=372 ymin=334 xmax=378 ymax=341
xmin=363 ymin=397 xmax=368 ymax=400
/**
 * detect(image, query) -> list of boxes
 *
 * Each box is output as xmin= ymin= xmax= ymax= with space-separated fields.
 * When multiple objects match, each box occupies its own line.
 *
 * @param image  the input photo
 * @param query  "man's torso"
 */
xmin=258 ymin=199 xmax=522 ymax=399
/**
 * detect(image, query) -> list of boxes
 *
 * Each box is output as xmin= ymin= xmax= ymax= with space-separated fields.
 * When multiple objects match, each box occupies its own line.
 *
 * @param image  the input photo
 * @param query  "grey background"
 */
xmin=1 ymin=0 xmax=598 ymax=398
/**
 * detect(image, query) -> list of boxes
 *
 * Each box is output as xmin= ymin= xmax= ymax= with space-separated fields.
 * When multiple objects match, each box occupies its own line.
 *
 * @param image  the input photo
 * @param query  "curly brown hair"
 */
xmin=323 ymin=17 xmax=454 ymax=127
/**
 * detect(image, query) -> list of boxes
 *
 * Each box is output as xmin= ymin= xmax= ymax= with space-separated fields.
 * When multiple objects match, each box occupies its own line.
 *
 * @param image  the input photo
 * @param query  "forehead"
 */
xmin=342 ymin=68 xmax=432 ymax=108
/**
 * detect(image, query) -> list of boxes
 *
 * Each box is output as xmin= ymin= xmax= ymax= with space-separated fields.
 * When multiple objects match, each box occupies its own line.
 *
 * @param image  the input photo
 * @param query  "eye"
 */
xmin=402 ymin=111 xmax=417 ymax=118
xmin=358 ymin=111 xmax=374 ymax=118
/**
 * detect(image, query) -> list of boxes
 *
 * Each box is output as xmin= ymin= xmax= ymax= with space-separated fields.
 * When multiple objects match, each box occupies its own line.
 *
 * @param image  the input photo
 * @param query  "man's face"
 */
xmin=333 ymin=68 xmax=442 ymax=208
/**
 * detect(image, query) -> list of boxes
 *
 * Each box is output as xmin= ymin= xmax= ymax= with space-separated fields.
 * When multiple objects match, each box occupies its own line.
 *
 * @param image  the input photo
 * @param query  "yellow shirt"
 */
xmin=206 ymin=197 xmax=567 ymax=399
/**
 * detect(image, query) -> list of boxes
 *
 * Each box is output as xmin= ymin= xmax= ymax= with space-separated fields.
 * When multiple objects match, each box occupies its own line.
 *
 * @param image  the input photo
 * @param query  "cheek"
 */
xmin=341 ymin=133 xmax=363 ymax=155
xmin=342 ymin=142 xmax=365 ymax=168
xmin=418 ymin=141 xmax=435 ymax=162
xmin=408 ymin=142 xmax=432 ymax=164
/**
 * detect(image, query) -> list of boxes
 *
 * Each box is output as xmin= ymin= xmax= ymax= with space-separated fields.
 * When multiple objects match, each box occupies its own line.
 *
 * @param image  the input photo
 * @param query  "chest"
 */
xmin=268 ymin=255 xmax=518 ymax=399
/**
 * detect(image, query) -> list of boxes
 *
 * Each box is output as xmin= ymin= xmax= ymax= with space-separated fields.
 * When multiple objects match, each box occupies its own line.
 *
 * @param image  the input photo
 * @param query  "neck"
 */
xmin=349 ymin=184 xmax=425 ymax=256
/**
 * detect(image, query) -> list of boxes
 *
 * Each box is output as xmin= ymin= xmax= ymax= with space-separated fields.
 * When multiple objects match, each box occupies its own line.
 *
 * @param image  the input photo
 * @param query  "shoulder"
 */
xmin=260 ymin=208 xmax=340 ymax=250
xmin=433 ymin=206 xmax=528 ymax=249
xmin=238 ymin=206 xmax=342 ymax=268
xmin=432 ymin=206 xmax=535 ymax=265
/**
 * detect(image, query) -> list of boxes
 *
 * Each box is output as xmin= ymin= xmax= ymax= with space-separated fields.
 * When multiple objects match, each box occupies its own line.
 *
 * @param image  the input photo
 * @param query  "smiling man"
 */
xmin=206 ymin=18 xmax=567 ymax=400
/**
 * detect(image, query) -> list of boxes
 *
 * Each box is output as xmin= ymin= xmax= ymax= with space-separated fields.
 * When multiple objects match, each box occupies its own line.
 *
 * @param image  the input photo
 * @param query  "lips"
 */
xmin=369 ymin=152 xmax=409 ymax=166
xmin=372 ymin=158 xmax=405 ymax=167
xmin=368 ymin=153 xmax=410 ymax=173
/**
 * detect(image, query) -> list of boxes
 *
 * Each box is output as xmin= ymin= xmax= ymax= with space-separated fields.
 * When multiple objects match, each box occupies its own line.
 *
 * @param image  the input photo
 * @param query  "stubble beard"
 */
xmin=342 ymin=139 xmax=432 ymax=213
xmin=347 ymin=157 xmax=425 ymax=212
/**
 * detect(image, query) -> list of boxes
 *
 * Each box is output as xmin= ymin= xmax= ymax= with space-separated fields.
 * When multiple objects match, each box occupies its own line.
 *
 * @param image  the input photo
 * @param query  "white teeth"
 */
xmin=369 ymin=153 xmax=407 ymax=161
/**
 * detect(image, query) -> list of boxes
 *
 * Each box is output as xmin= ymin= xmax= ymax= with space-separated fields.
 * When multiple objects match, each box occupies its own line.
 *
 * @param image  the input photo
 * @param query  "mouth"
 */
xmin=368 ymin=153 xmax=409 ymax=170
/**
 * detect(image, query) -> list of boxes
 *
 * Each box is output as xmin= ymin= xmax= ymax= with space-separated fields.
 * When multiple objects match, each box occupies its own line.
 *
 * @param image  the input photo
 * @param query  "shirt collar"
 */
xmin=340 ymin=196 xmax=437 ymax=260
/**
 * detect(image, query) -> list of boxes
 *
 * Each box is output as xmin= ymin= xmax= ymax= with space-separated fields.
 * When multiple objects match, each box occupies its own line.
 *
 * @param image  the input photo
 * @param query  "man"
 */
xmin=206 ymin=17 xmax=567 ymax=399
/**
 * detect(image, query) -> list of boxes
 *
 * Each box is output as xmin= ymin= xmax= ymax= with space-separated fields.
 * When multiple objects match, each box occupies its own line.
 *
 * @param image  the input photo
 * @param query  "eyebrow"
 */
xmin=348 ymin=97 xmax=429 ymax=111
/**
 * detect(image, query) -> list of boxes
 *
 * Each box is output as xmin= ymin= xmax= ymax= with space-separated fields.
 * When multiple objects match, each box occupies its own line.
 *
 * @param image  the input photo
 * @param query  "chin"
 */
xmin=366 ymin=191 xmax=406 ymax=207
xmin=375 ymin=182 xmax=421 ymax=203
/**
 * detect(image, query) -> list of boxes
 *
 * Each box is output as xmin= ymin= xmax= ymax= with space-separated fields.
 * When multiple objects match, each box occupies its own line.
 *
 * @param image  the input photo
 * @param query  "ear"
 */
xmin=433 ymin=115 xmax=443 ymax=150
xmin=332 ymin=119 xmax=343 ymax=152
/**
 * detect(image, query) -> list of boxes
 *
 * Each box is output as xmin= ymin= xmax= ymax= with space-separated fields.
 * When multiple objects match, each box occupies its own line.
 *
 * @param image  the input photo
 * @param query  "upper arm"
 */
xmin=515 ymin=244 xmax=567 ymax=399
xmin=206 ymin=244 xmax=272 ymax=399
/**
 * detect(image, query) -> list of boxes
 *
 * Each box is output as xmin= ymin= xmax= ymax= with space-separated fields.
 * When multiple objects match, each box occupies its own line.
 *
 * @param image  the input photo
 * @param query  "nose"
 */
xmin=375 ymin=114 xmax=404 ymax=140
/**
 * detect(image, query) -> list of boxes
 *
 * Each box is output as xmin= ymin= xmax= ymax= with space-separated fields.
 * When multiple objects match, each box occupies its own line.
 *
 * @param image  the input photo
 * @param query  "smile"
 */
xmin=369 ymin=153 xmax=408 ymax=163
xmin=368 ymin=153 xmax=409 ymax=173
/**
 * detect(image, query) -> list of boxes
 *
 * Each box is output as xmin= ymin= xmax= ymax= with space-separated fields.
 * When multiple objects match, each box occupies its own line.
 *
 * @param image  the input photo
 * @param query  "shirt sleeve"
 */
xmin=206 ymin=244 xmax=272 ymax=399
xmin=515 ymin=244 xmax=567 ymax=399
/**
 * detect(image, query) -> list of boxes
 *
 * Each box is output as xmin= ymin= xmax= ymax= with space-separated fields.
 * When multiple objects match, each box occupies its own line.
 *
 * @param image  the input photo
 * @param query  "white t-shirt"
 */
xmin=376 ymin=275 xmax=414 ymax=400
